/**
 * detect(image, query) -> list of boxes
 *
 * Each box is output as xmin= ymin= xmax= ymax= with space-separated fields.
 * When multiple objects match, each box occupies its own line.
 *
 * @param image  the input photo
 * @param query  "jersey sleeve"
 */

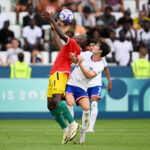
xmin=81 ymin=51 xmax=92 ymax=60
xmin=102 ymin=57 xmax=108 ymax=67
xmin=67 ymin=38 xmax=81 ymax=55
xmin=92 ymin=66 xmax=103 ymax=76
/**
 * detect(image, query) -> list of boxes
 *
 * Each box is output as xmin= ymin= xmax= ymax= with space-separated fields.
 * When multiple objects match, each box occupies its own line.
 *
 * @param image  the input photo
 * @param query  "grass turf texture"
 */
xmin=0 ymin=119 xmax=150 ymax=150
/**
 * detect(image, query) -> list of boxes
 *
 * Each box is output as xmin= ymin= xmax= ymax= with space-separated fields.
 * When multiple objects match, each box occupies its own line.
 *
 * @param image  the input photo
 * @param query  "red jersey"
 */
xmin=50 ymin=38 xmax=81 ymax=75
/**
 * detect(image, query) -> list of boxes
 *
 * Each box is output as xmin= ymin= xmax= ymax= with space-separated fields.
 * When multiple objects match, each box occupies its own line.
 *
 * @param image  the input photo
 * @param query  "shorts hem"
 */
xmin=76 ymin=96 xmax=89 ymax=101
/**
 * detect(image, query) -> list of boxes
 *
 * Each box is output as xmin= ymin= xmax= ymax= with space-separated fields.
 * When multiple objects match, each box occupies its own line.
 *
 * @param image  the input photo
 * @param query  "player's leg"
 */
xmin=65 ymin=85 xmax=82 ymax=141
xmin=47 ymin=96 xmax=69 ymax=144
xmin=78 ymin=97 xmax=90 ymax=144
xmin=65 ymin=84 xmax=75 ymax=118
xmin=47 ymin=73 xmax=79 ymax=144
xmin=87 ymin=86 xmax=102 ymax=132
xmin=88 ymin=98 xmax=99 ymax=132
xmin=47 ymin=97 xmax=67 ymax=129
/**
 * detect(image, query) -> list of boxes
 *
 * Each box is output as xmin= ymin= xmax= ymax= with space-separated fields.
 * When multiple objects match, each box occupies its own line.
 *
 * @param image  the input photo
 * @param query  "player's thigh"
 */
xmin=51 ymin=73 xmax=68 ymax=96
xmin=78 ymin=97 xmax=90 ymax=111
xmin=65 ymin=94 xmax=75 ymax=106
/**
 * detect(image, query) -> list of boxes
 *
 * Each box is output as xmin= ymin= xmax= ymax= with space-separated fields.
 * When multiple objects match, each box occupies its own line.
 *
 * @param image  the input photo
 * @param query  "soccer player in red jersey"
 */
xmin=41 ymin=11 xmax=88 ymax=144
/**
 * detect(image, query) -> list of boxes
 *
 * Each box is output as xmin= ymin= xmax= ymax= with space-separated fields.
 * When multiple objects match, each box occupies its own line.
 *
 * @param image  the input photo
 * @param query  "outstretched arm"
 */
xmin=41 ymin=11 xmax=68 ymax=43
xmin=78 ymin=56 xmax=96 ymax=78
xmin=104 ymin=67 xmax=112 ymax=91
xmin=50 ymin=23 xmax=63 ymax=50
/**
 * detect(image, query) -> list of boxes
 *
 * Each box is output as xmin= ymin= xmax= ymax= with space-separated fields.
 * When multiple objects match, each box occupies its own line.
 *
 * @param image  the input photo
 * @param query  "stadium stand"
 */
xmin=4 ymin=12 xmax=16 ymax=25
xmin=51 ymin=51 xmax=58 ymax=64
xmin=9 ymin=25 xmax=21 ymax=39
xmin=0 ymin=0 xmax=11 ymax=12
xmin=19 ymin=11 xmax=28 ymax=25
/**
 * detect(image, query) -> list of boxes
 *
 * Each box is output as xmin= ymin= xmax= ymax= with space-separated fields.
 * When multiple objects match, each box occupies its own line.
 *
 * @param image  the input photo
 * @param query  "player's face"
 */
xmin=92 ymin=43 xmax=101 ymax=55
xmin=74 ymin=35 xmax=87 ymax=48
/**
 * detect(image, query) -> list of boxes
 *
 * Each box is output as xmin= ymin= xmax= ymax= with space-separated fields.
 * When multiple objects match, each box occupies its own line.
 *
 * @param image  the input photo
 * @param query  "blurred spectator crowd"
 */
xmin=0 ymin=0 xmax=150 ymax=67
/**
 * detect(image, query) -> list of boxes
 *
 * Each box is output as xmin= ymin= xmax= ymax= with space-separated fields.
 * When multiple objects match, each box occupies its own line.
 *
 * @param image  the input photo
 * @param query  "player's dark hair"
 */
xmin=89 ymin=38 xmax=97 ymax=45
xmin=18 ymin=53 xmax=24 ymax=62
xmin=99 ymin=38 xmax=110 ymax=57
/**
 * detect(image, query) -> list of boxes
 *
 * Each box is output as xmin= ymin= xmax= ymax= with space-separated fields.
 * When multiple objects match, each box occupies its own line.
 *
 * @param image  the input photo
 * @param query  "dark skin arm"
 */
xmin=50 ymin=23 xmax=63 ymax=50
xmin=41 ymin=11 xmax=68 ymax=43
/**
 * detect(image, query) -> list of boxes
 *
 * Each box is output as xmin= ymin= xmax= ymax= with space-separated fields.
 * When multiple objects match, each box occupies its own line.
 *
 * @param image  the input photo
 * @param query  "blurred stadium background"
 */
xmin=0 ymin=0 xmax=150 ymax=149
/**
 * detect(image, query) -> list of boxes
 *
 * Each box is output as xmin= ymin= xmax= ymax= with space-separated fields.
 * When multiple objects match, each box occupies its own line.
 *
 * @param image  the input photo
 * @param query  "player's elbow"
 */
xmin=85 ymin=73 xmax=95 ymax=79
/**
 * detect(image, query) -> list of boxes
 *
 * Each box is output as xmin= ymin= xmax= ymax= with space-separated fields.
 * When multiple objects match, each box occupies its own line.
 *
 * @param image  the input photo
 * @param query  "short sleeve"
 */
xmin=67 ymin=38 xmax=81 ymax=55
xmin=102 ymin=57 xmax=108 ymax=67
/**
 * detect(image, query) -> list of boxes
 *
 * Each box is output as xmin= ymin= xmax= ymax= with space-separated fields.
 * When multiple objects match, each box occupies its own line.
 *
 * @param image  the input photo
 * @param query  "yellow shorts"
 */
xmin=47 ymin=72 xmax=68 ymax=98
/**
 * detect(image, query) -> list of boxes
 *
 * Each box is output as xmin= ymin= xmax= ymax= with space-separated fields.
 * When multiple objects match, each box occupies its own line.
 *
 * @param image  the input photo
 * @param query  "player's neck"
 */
xmin=92 ymin=54 xmax=102 ymax=62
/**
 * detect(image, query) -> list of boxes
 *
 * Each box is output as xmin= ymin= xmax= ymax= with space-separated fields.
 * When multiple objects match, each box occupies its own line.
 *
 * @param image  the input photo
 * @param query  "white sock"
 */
xmin=82 ymin=110 xmax=90 ymax=130
xmin=67 ymin=105 xmax=74 ymax=118
xmin=89 ymin=101 xmax=98 ymax=130
xmin=63 ymin=127 xmax=68 ymax=132
xmin=67 ymin=105 xmax=74 ymax=133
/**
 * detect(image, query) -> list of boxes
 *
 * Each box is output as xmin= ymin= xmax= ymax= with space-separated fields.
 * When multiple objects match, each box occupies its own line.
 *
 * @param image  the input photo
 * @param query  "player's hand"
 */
xmin=107 ymin=82 xmax=112 ymax=91
xmin=77 ymin=55 xmax=83 ymax=64
xmin=69 ymin=53 xmax=78 ymax=63
xmin=40 ymin=10 xmax=53 ymax=21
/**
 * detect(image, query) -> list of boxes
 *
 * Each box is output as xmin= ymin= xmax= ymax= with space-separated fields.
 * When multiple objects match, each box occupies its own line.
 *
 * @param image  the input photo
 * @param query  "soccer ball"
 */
xmin=59 ymin=9 xmax=74 ymax=23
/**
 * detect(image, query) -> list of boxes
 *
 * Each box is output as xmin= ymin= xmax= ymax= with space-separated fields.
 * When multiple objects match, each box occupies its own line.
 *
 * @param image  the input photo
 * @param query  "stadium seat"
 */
xmin=131 ymin=12 xmax=138 ymax=19
xmin=20 ymin=38 xmax=24 ymax=47
xmin=0 ymin=51 xmax=7 ymax=64
xmin=42 ymin=25 xmax=51 ymax=41
xmin=124 ymin=0 xmax=136 ymax=12
xmin=111 ymin=12 xmax=123 ymax=20
xmin=132 ymin=52 xmax=139 ymax=62
xmin=41 ymin=25 xmax=51 ymax=30
xmin=19 ymin=12 xmax=28 ymax=25
xmin=74 ymin=12 xmax=82 ymax=25
xmin=0 ymin=0 xmax=11 ymax=12
xmin=131 ymin=52 xmax=149 ymax=63
xmin=41 ymin=51 xmax=49 ymax=64
xmin=51 ymin=51 xmax=58 ymax=64
xmin=24 ymin=51 xmax=31 ymax=64
xmin=4 ymin=12 xmax=16 ymax=25
xmin=9 ymin=25 xmax=21 ymax=39
xmin=139 ymin=0 xmax=148 ymax=11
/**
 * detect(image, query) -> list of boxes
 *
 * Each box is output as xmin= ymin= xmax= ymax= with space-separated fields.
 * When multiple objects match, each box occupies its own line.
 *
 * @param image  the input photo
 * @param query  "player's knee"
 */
xmin=66 ymin=100 xmax=74 ymax=107
xmin=47 ymin=97 xmax=56 ymax=110
xmin=82 ymin=105 xmax=90 ymax=111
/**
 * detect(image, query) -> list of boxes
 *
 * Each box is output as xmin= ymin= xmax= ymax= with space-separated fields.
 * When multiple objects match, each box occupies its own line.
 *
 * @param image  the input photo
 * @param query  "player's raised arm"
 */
xmin=50 ymin=23 xmax=63 ymax=50
xmin=78 ymin=56 xmax=96 ymax=79
xmin=41 ymin=11 xmax=68 ymax=43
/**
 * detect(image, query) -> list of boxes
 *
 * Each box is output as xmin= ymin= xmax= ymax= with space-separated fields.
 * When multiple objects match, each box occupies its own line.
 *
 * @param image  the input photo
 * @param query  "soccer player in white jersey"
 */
xmin=65 ymin=39 xmax=110 ymax=144
xmin=86 ymin=39 xmax=112 ymax=133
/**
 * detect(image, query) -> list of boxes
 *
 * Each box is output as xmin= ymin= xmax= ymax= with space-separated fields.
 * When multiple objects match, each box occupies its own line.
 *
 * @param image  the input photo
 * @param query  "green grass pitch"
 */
xmin=0 ymin=119 xmax=150 ymax=150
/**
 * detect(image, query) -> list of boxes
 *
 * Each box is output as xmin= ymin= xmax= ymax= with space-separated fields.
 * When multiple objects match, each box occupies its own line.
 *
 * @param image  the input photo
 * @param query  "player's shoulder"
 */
xmin=68 ymin=37 xmax=76 ymax=44
xmin=81 ymin=51 xmax=93 ymax=58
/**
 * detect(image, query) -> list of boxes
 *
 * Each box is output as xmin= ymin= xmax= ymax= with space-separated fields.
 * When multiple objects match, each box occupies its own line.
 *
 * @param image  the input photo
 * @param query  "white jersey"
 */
xmin=67 ymin=51 xmax=105 ymax=91
xmin=88 ymin=57 xmax=107 ymax=87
